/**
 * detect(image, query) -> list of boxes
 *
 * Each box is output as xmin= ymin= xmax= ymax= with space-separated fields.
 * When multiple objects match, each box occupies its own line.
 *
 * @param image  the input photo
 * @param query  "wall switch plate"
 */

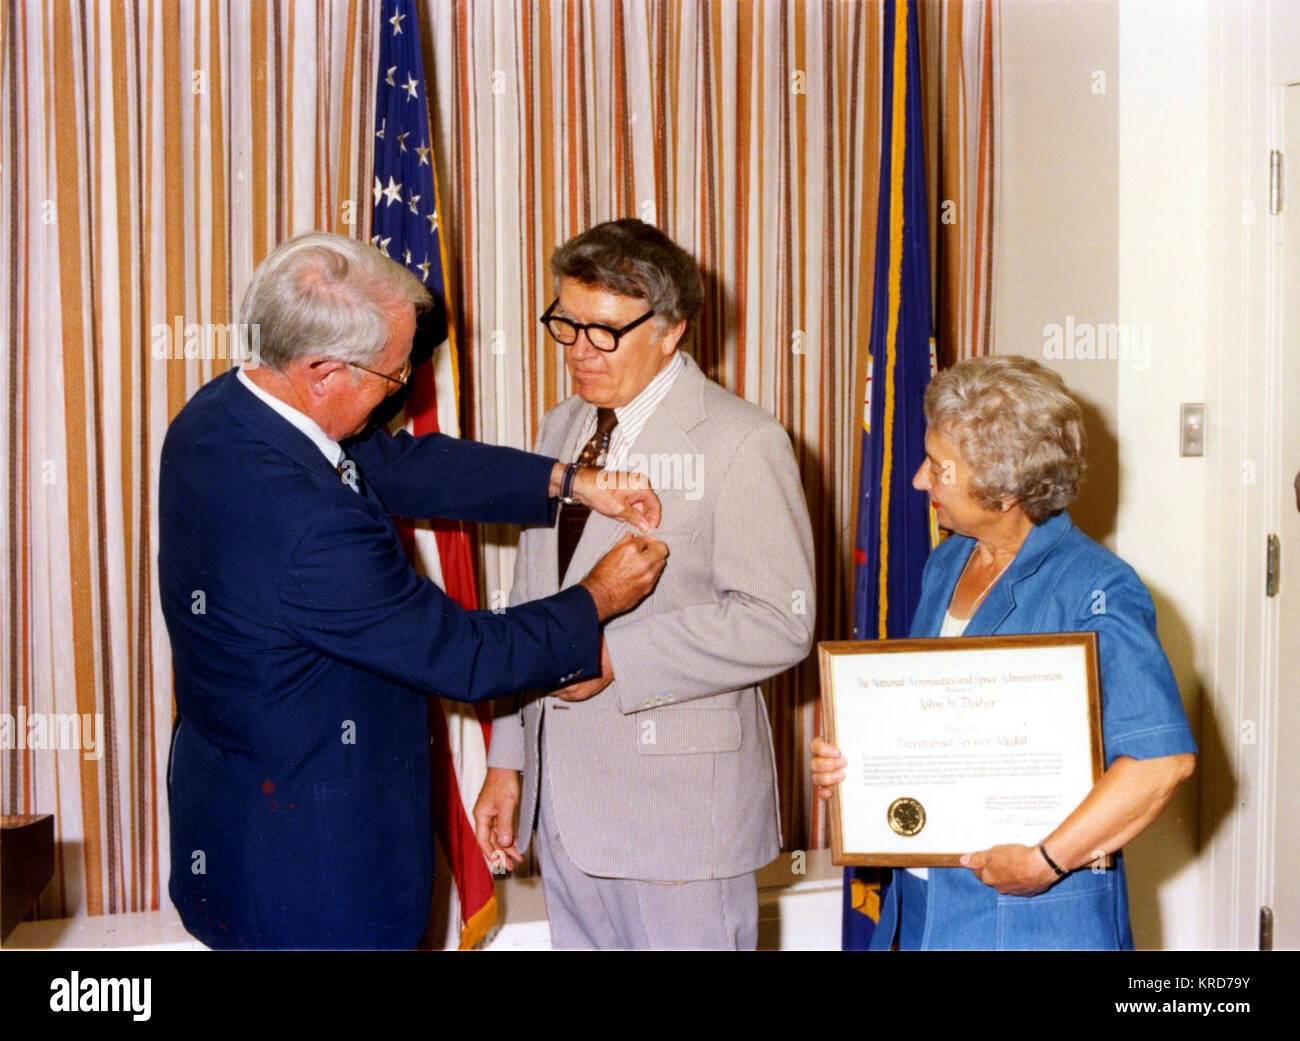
xmin=1180 ymin=403 xmax=1205 ymax=457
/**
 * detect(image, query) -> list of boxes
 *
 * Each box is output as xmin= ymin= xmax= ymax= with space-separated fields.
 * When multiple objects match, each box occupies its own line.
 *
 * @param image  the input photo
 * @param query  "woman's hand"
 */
xmin=961 ymin=844 xmax=1059 ymax=896
xmin=810 ymin=736 xmax=848 ymax=801
xmin=963 ymin=753 xmax=1195 ymax=894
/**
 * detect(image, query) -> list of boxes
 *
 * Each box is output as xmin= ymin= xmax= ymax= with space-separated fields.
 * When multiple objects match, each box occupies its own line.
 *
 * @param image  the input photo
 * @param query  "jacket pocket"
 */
xmin=994 ymin=872 xmax=1125 ymax=950
xmin=313 ymin=756 xmax=427 ymax=929
xmin=634 ymin=707 xmax=742 ymax=755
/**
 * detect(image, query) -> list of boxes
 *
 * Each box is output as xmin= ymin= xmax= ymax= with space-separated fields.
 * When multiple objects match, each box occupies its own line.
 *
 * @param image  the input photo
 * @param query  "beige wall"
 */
xmin=995 ymin=0 xmax=1120 ymax=546
xmin=993 ymin=0 xmax=1206 ymax=949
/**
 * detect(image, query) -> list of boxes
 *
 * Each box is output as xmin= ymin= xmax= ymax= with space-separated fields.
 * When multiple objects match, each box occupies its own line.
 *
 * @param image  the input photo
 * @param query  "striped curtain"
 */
xmin=921 ymin=0 xmax=996 ymax=366
xmin=0 ymin=0 xmax=374 ymax=921
xmin=2 ymin=0 xmax=995 ymax=926
xmin=426 ymin=0 xmax=995 ymax=851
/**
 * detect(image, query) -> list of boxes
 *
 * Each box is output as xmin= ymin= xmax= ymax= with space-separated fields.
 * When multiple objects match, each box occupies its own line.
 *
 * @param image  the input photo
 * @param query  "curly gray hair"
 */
xmin=550 ymin=219 xmax=704 ymax=327
xmin=239 ymin=231 xmax=432 ymax=372
xmin=924 ymin=355 xmax=1087 ymax=524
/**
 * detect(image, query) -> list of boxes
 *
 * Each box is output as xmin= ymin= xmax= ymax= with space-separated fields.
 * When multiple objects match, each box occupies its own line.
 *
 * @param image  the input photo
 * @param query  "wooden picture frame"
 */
xmin=818 ymin=632 xmax=1104 ymax=867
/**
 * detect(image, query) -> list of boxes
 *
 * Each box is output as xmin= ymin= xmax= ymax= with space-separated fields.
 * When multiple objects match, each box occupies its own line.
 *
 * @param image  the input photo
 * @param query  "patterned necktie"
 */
xmin=336 ymin=451 xmax=364 ymax=496
xmin=557 ymin=407 xmax=618 ymax=583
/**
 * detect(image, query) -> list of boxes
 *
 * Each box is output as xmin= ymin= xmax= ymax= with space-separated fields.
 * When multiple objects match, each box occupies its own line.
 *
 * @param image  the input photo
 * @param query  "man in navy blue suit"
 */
xmin=160 ymin=231 xmax=667 ymax=949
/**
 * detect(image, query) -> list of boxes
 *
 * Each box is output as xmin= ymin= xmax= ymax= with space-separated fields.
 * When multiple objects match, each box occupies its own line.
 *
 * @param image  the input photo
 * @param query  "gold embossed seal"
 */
xmin=886 ymin=797 xmax=926 ymax=837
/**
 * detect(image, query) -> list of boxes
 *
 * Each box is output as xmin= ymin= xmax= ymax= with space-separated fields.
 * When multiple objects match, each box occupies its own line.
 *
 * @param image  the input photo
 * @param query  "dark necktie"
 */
xmin=557 ymin=407 xmax=618 ymax=583
xmin=336 ymin=451 xmax=365 ymax=496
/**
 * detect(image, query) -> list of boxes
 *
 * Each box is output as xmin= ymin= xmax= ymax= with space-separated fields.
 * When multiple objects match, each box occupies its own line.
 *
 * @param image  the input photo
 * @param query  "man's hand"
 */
xmin=960 ymin=843 xmax=1060 ymax=896
xmin=580 ymin=533 xmax=668 ymax=621
xmin=472 ymin=767 xmax=523 ymax=873
xmin=574 ymin=467 xmax=661 ymax=532
xmin=810 ymin=736 xmax=848 ymax=801
xmin=553 ymin=638 xmax=614 ymax=703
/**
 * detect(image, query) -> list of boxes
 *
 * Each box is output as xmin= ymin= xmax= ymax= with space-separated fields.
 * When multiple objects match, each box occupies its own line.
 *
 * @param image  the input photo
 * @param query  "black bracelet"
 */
xmin=1038 ymin=841 xmax=1068 ymax=878
xmin=560 ymin=462 xmax=580 ymax=503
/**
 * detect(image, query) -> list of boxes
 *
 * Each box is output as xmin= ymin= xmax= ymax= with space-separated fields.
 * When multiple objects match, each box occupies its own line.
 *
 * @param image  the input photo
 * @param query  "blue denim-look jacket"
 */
xmin=871 ymin=512 xmax=1197 ymax=950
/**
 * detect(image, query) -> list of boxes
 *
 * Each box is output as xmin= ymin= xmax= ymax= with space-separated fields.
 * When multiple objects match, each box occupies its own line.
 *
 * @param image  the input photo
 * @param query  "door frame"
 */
xmin=1200 ymin=0 xmax=1297 ymax=950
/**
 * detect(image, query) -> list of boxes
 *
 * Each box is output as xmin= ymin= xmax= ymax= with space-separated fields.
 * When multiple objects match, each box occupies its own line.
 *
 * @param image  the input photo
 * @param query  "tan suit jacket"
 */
xmin=488 ymin=352 xmax=815 ymax=880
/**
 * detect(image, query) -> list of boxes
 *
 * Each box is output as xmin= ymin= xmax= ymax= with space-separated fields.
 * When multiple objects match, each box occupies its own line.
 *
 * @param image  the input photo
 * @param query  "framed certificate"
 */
xmin=818 ymin=633 xmax=1104 ymax=867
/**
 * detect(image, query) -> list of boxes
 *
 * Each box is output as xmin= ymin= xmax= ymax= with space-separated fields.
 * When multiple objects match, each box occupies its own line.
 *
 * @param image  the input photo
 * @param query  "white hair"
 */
xmin=239 ymin=231 xmax=432 ymax=371
xmin=924 ymin=355 xmax=1088 ymax=524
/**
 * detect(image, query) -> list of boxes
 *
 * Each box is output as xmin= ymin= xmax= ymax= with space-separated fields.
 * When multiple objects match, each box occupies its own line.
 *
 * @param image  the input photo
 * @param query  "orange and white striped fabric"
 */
xmin=1 ymin=0 xmax=995 ymax=925
xmin=921 ymin=0 xmax=997 ymax=366
xmin=425 ymin=0 xmax=995 ymax=853
xmin=1 ymin=0 xmax=374 ymax=921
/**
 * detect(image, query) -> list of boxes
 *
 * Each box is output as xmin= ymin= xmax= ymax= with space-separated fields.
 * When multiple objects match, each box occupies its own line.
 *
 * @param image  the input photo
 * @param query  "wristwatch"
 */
xmin=559 ymin=461 xmax=581 ymax=505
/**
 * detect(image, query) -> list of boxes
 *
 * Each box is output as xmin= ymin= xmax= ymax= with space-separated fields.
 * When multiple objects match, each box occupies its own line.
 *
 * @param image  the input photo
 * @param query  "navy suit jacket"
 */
xmin=160 ymin=370 xmax=599 ymax=949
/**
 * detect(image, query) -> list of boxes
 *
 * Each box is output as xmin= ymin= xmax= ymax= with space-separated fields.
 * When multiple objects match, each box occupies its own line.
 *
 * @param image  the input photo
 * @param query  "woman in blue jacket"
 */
xmin=812 ymin=355 xmax=1196 ymax=950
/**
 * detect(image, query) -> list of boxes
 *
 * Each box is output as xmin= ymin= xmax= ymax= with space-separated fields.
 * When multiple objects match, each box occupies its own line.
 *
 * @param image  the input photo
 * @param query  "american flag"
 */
xmin=371 ymin=0 xmax=498 ymax=950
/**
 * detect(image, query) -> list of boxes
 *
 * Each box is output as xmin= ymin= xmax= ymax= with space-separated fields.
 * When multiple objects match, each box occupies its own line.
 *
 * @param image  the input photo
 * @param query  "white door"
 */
xmin=1273 ymin=83 xmax=1300 ymax=950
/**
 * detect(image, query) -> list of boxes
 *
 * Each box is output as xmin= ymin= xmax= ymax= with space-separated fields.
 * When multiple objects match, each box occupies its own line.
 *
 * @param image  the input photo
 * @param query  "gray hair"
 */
xmin=924 ymin=355 xmax=1087 ymax=524
xmin=550 ymin=219 xmax=704 ymax=327
xmin=239 ymin=231 xmax=432 ymax=371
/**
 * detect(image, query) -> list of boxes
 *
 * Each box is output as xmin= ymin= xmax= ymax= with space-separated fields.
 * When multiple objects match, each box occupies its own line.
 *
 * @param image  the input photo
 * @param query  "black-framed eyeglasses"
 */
xmin=313 ymin=357 xmax=412 ymax=396
xmin=540 ymin=299 xmax=655 ymax=353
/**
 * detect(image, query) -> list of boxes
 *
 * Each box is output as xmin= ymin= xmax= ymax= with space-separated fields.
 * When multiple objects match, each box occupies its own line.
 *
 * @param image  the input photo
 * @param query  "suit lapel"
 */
xmin=965 ymin=567 xmax=1015 ymax=637
xmin=965 ymin=512 xmax=1073 ymax=636
xmin=216 ymin=369 xmax=397 ymax=515
xmin=217 ymin=370 xmax=344 ymax=487
xmin=648 ymin=352 xmax=707 ymax=453
xmin=912 ymin=539 xmax=970 ymax=637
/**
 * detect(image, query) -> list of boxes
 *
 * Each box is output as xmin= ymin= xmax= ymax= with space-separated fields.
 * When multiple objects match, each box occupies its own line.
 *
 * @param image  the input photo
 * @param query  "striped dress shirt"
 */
xmin=566 ymin=350 xmax=685 ymax=468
